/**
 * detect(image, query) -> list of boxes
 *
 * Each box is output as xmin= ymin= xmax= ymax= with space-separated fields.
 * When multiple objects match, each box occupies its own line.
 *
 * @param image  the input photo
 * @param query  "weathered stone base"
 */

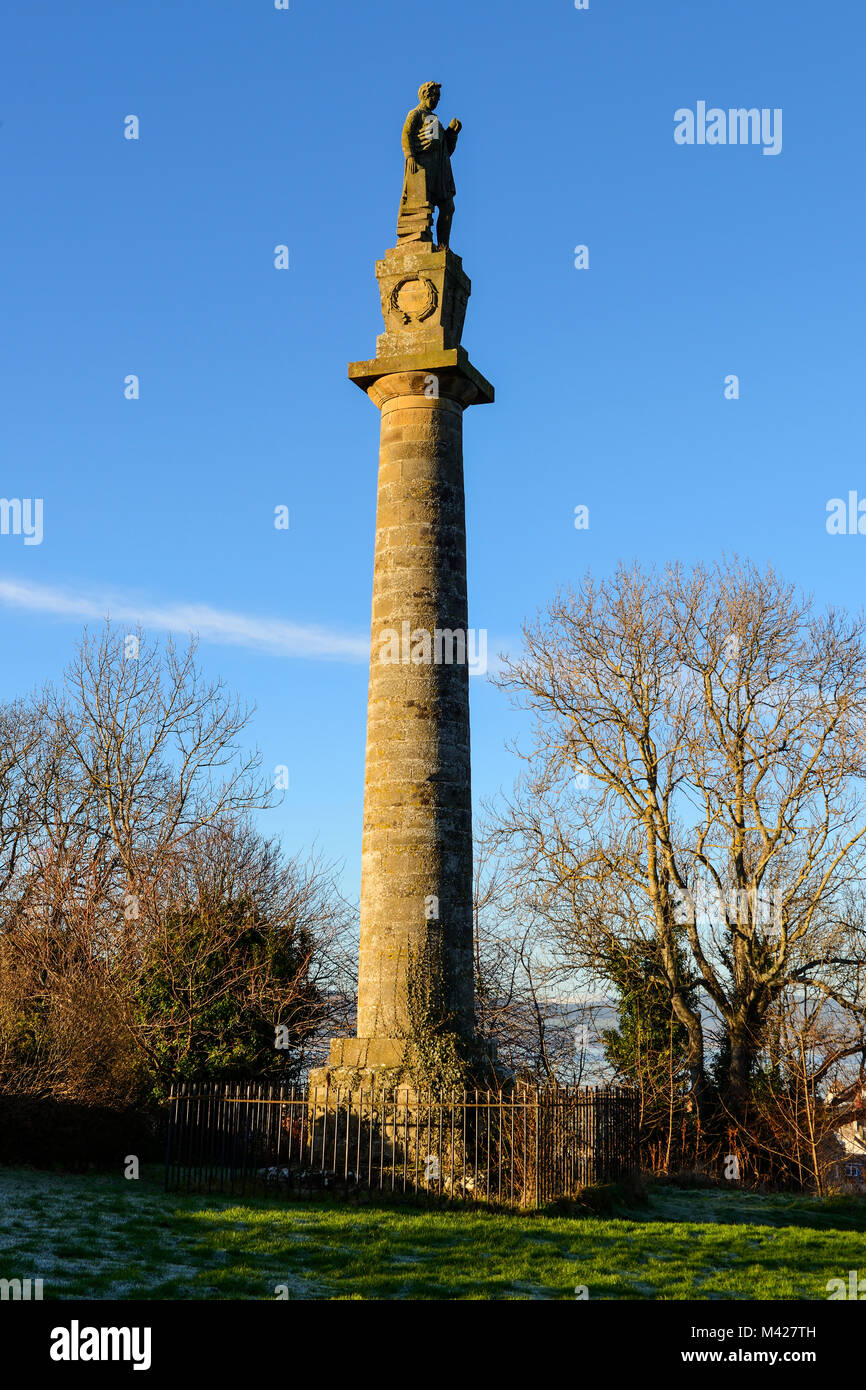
xmin=308 ymin=1036 xmax=407 ymax=1094
xmin=329 ymin=1037 xmax=404 ymax=1069
xmin=309 ymin=1039 xmax=405 ymax=1089
xmin=308 ymin=1035 xmax=511 ymax=1095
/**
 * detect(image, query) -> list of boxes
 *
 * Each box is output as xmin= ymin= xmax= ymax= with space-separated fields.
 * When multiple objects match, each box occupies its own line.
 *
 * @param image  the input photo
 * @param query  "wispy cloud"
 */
xmin=0 ymin=577 xmax=368 ymax=663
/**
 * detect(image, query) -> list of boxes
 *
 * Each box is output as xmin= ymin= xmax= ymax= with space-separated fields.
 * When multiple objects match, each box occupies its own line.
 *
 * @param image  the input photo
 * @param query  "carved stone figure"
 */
xmin=397 ymin=82 xmax=462 ymax=248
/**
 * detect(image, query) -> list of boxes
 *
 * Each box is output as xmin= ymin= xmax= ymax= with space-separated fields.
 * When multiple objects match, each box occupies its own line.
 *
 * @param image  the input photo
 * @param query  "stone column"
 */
xmin=311 ymin=243 xmax=493 ymax=1087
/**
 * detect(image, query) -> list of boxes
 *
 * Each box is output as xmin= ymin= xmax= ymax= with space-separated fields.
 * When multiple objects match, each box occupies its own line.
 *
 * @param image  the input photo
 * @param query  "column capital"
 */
xmin=348 ymin=345 xmax=494 ymax=409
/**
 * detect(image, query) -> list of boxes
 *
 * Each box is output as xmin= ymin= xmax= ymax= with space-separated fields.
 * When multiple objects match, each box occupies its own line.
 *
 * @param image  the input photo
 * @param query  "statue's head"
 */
xmin=418 ymin=82 xmax=441 ymax=110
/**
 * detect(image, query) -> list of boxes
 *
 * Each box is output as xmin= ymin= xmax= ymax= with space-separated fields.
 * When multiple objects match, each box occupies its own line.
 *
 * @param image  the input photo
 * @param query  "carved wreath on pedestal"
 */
xmin=389 ymin=275 xmax=439 ymax=326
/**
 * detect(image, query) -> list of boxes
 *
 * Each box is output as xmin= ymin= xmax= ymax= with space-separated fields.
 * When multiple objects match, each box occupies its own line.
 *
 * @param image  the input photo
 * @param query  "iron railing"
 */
xmin=165 ymin=1082 xmax=639 ymax=1208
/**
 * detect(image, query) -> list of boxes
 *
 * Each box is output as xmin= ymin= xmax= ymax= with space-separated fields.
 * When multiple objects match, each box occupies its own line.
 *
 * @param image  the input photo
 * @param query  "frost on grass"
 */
xmin=1 ymin=1166 xmax=863 ymax=1302
xmin=270 ymin=1272 xmax=331 ymax=1299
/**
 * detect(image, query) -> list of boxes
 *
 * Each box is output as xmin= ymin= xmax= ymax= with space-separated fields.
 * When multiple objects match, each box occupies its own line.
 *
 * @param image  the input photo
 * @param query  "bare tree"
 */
xmin=0 ymin=623 xmax=356 ymax=1102
xmin=0 ymin=698 xmax=44 ymax=904
xmin=493 ymin=559 xmax=866 ymax=1138
xmin=473 ymin=823 xmax=610 ymax=1085
xmin=737 ymin=980 xmax=866 ymax=1191
xmin=52 ymin=624 xmax=271 ymax=885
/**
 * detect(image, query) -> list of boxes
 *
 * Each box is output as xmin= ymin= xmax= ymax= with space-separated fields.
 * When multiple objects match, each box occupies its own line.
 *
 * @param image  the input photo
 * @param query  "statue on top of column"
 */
xmin=397 ymin=82 xmax=462 ymax=250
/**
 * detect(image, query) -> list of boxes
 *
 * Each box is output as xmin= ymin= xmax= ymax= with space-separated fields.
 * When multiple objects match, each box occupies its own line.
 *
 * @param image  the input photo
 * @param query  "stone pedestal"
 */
xmin=311 ymin=243 xmax=493 ymax=1092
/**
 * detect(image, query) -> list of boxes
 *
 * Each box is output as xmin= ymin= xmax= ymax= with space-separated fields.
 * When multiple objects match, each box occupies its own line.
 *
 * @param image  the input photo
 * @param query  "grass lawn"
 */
xmin=0 ymin=1166 xmax=864 ymax=1300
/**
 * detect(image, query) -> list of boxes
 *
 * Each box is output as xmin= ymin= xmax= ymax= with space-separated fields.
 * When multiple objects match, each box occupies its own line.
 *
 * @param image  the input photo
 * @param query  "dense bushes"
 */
xmin=0 ymin=1095 xmax=163 ymax=1170
xmin=0 ymin=626 xmax=355 ymax=1127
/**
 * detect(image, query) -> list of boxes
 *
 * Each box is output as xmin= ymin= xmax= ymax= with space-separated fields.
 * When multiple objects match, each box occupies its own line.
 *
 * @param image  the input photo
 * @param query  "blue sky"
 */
xmin=1 ymin=0 xmax=864 ymax=899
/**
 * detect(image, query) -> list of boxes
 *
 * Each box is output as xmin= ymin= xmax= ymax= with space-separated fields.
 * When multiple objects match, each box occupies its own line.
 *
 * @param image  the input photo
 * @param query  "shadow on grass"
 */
xmin=642 ymin=1183 xmax=866 ymax=1235
xmin=1 ymin=1167 xmax=861 ymax=1300
xmin=164 ymin=1188 xmax=866 ymax=1301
